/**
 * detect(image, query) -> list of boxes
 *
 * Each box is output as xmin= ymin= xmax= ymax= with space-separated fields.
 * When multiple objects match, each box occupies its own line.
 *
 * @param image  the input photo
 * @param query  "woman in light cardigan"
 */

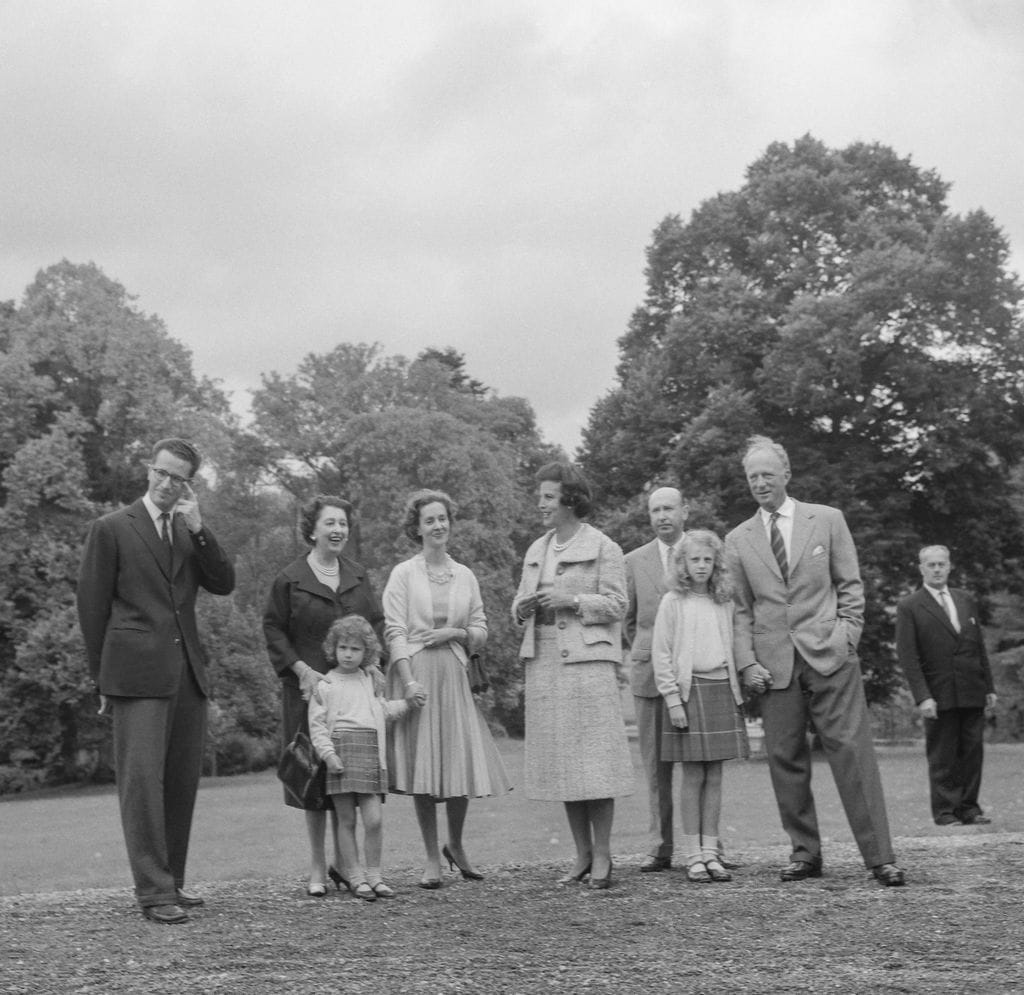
xmin=651 ymin=529 xmax=748 ymax=883
xmin=383 ymin=489 xmax=511 ymax=889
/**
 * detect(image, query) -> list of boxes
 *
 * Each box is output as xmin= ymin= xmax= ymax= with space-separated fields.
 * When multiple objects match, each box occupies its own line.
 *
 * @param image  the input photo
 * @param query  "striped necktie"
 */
xmin=769 ymin=512 xmax=788 ymax=582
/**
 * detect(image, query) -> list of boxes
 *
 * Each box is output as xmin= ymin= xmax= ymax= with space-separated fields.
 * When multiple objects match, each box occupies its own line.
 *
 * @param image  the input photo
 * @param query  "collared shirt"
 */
xmin=759 ymin=496 xmax=795 ymax=559
xmin=924 ymin=584 xmax=960 ymax=632
xmin=141 ymin=493 xmax=171 ymax=538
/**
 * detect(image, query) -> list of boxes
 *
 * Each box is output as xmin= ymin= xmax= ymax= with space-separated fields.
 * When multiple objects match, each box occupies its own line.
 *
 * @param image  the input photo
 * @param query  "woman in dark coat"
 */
xmin=264 ymin=494 xmax=384 ymax=896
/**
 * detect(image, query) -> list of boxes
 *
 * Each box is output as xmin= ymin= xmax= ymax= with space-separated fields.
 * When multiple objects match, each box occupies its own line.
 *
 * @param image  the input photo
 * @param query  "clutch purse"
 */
xmin=277 ymin=729 xmax=329 ymax=809
xmin=467 ymin=652 xmax=489 ymax=694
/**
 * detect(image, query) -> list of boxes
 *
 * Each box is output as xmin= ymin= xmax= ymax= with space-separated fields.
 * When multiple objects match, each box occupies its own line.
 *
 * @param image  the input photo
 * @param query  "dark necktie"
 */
xmin=769 ymin=511 xmax=788 ymax=582
xmin=160 ymin=513 xmax=173 ymax=570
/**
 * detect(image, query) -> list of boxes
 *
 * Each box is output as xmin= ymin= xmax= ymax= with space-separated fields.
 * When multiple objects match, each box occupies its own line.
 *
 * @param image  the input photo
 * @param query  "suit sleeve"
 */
xmin=970 ymin=595 xmax=995 ymax=695
xmin=76 ymin=517 xmax=118 ymax=683
xmin=895 ymin=598 xmax=930 ymax=704
xmin=830 ymin=511 xmax=864 ymax=643
xmin=577 ymin=535 xmax=627 ymax=624
xmin=263 ymin=571 xmax=300 ymax=675
xmin=623 ymin=555 xmax=638 ymax=651
xmin=725 ymin=533 xmax=757 ymax=673
xmin=190 ymin=526 xmax=235 ymax=595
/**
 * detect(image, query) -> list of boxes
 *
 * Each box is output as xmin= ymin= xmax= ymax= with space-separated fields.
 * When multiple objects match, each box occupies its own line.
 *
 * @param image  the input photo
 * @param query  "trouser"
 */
xmin=633 ymin=694 xmax=674 ymax=858
xmin=925 ymin=706 xmax=985 ymax=823
xmin=111 ymin=660 xmax=207 ymax=907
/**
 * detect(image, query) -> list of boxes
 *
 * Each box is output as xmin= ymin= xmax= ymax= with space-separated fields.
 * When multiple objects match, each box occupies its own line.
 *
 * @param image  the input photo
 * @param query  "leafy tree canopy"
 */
xmin=581 ymin=136 xmax=1024 ymax=700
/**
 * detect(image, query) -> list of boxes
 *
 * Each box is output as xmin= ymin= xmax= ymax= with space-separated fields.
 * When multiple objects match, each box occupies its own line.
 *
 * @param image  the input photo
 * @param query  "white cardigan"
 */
xmin=308 ymin=669 xmax=409 ymax=776
xmin=651 ymin=591 xmax=744 ymax=708
xmin=383 ymin=553 xmax=487 ymax=665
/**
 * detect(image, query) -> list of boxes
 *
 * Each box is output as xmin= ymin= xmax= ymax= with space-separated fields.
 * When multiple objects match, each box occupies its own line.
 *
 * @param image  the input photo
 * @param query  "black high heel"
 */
xmin=557 ymin=862 xmax=591 ymax=885
xmin=442 ymin=844 xmax=484 ymax=881
xmin=327 ymin=865 xmax=349 ymax=892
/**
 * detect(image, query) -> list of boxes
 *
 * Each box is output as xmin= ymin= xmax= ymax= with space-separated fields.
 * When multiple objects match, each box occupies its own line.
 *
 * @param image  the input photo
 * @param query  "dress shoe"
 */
xmin=175 ymin=888 xmax=205 ymax=908
xmin=557 ymin=862 xmax=591 ymax=885
xmin=686 ymin=861 xmax=712 ymax=883
xmin=418 ymin=878 xmax=442 ymax=890
xmin=779 ymin=859 xmax=822 ymax=882
xmin=960 ymin=814 xmax=991 ymax=826
xmin=704 ymin=858 xmax=733 ymax=883
xmin=370 ymin=881 xmax=396 ymax=898
xmin=935 ymin=815 xmax=963 ymax=826
xmin=640 ymin=855 xmax=671 ymax=873
xmin=352 ymin=882 xmax=377 ymax=902
xmin=589 ymin=860 xmax=613 ymax=890
xmin=142 ymin=904 xmax=188 ymax=924
xmin=871 ymin=863 xmax=906 ymax=887
xmin=442 ymin=843 xmax=484 ymax=881
xmin=306 ymin=883 xmax=327 ymax=898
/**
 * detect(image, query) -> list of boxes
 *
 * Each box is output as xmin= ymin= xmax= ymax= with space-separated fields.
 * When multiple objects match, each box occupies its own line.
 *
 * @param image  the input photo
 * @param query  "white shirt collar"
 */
xmin=141 ymin=493 xmax=168 ymax=532
xmin=759 ymin=496 xmax=795 ymax=526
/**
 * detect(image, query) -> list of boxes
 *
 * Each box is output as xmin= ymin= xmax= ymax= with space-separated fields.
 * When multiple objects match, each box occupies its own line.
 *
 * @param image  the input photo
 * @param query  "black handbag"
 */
xmin=277 ymin=729 xmax=329 ymax=809
xmin=467 ymin=652 xmax=489 ymax=694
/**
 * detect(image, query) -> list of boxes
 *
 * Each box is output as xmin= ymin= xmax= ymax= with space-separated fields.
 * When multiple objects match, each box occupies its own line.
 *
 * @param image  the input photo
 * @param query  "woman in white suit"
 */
xmin=512 ymin=462 xmax=633 ymax=890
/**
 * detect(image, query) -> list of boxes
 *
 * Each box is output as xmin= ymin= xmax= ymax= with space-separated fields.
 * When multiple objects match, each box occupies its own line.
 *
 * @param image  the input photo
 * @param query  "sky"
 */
xmin=2 ymin=0 xmax=1023 ymax=453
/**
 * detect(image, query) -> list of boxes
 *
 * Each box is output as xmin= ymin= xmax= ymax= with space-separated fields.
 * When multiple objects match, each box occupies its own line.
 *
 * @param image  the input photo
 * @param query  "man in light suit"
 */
xmin=725 ymin=435 xmax=904 ymax=886
xmin=77 ymin=438 xmax=235 ymax=923
xmin=896 ymin=545 xmax=996 ymax=826
xmin=624 ymin=486 xmax=688 ymax=871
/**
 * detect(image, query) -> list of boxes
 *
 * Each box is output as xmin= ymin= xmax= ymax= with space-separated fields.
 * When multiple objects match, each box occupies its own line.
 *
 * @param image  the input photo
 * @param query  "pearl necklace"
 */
xmin=552 ymin=525 xmax=582 ymax=553
xmin=425 ymin=562 xmax=454 ymax=584
xmin=309 ymin=555 xmax=339 ymax=577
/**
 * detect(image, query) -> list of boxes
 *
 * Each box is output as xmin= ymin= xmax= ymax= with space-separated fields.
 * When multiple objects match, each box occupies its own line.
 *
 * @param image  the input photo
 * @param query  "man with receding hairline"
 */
xmin=896 ymin=544 xmax=996 ymax=826
xmin=725 ymin=434 xmax=904 ymax=886
xmin=624 ymin=486 xmax=688 ymax=871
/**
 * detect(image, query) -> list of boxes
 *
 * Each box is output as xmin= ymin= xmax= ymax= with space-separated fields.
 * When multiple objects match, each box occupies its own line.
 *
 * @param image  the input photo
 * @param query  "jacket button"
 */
xmin=556 ymin=565 xmax=565 ymax=574
xmin=557 ymin=621 xmax=566 ymax=629
xmin=561 ymin=650 xmax=569 ymax=658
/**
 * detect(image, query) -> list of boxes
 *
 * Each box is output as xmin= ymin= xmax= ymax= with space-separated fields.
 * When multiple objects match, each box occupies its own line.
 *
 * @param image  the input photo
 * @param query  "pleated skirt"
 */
xmin=524 ymin=629 xmax=635 ymax=802
xmin=661 ymin=677 xmax=750 ymax=763
xmin=326 ymin=728 xmax=386 ymax=795
xmin=386 ymin=646 xmax=512 ymax=801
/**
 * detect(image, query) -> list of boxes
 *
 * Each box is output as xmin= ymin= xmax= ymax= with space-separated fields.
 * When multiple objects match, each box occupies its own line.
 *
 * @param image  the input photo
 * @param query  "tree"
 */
xmin=581 ymin=136 xmax=1024 ymax=701
xmin=250 ymin=344 xmax=559 ymax=732
xmin=0 ymin=261 xmax=258 ymax=789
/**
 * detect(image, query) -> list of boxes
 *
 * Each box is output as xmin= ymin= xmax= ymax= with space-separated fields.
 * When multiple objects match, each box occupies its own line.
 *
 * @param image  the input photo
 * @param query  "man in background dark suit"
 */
xmin=896 ymin=545 xmax=996 ymax=826
xmin=77 ymin=438 xmax=235 ymax=923
xmin=624 ymin=486 xmax=688 ymax=871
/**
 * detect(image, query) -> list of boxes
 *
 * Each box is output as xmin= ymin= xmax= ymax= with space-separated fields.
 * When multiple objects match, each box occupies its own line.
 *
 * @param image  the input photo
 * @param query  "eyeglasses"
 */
xmin=149 ymin=466 xmax=191 ymax=487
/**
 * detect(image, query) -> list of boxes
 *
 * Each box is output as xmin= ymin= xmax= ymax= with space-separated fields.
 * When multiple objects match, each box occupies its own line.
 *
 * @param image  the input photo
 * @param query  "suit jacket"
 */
xmin=512 ymin=524 xmax=626 ymax=664
xmin=77 ymin=498 xmax=236 ymax=698
xmin=725 ymin=500 xmax=864 ymax=690
xmin=624 ymin=539 xmax=670 ymax=696
xmin=895 ymin=586 xmax=993 ymax=709
xmin=263 ymin=553 xmax=385 ymax=686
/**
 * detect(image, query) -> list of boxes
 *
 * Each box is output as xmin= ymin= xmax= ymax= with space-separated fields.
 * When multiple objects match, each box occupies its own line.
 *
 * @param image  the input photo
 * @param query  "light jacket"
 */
xmin=512 ymin=524 xmax=626 ymax=664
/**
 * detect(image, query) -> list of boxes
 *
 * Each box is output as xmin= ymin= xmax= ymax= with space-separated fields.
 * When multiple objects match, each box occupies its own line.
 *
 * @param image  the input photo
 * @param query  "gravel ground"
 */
xmin=4 ymin=833 xmax=1023 ymax=994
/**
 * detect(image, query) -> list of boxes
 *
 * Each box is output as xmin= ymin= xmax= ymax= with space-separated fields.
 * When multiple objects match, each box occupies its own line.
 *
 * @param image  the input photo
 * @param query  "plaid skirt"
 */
xmin=326 ymin=728 xmax=386 ymax=795
xmin=662 ymin=677 xmax=750 ymax=763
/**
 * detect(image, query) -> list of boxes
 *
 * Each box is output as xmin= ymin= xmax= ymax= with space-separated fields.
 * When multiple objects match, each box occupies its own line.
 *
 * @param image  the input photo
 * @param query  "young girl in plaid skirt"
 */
xmin=309 ymin=615 xmax=417 ymax=900
xmin=652 ymin=530 xmax=749 ymax=883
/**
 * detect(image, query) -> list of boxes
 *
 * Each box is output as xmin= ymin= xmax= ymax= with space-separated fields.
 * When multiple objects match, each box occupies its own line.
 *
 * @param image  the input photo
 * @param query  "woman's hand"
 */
xmin=535 ymin=591 xmax=577 ymax=612
xmin=325 ymin=754 xmax=344 ymax=774
xmin=422 ymin=627 xmax=464 ymax=648
xmin=404 ymin=680 xmax=428 ymax=708
xmin=668 ymin=704 xmax=689 ymax=729
xmin=516 ymin=593 xmax=539 ymax=620
xmin=293 ymin=661 xmax=321 ymax=701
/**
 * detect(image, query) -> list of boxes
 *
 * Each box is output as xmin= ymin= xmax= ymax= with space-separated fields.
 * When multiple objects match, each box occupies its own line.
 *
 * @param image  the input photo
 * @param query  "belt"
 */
xmin=534 ymin=608 xmax=558 ymax=626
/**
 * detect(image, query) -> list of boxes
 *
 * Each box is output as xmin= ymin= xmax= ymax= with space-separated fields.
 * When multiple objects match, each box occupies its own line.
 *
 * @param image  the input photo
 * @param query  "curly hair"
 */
xmin=299 ymin=494 xmax=353 ymax=545
xmin=667 ymin=530 xmax=733 ymax=604
xmin=535 ymin=461 xmax=593 ymax=519
xmin=401 ymin=489 xmax=456 ymax=545
xmin=321 ymin=615 xmax=384 ymax=692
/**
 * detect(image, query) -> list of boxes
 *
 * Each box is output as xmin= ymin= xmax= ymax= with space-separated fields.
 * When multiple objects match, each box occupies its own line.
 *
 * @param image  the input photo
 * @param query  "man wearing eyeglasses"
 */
xmin=77 ymin=438 xmax=235 ymax=924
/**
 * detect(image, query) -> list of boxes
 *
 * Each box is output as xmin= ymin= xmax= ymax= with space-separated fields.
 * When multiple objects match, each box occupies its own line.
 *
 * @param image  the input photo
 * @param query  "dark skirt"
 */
xmin=662 ymin=677 xmax=750 ymax=763
xmin=326 ymin=728 xmax=386 ymax=795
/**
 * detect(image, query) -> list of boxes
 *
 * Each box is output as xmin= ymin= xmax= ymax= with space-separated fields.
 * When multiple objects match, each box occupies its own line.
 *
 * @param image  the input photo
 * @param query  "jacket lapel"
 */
xmin=742 ymin=514 xmax=783 ymax=582
xmin=788 ymin=502 xmax=814 ymax=575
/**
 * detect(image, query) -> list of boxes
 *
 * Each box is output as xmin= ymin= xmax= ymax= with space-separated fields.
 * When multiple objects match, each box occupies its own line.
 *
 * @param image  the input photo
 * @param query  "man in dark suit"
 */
xmin=624 ymin=486 xmax=688 ymax=871
xmin=725 ymin=435 xmax=904 ymax=886
xmin=896 ymin=545 xmax=996 ymax=826
xmin=77 ymin=438 xmax=235 ymax=923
